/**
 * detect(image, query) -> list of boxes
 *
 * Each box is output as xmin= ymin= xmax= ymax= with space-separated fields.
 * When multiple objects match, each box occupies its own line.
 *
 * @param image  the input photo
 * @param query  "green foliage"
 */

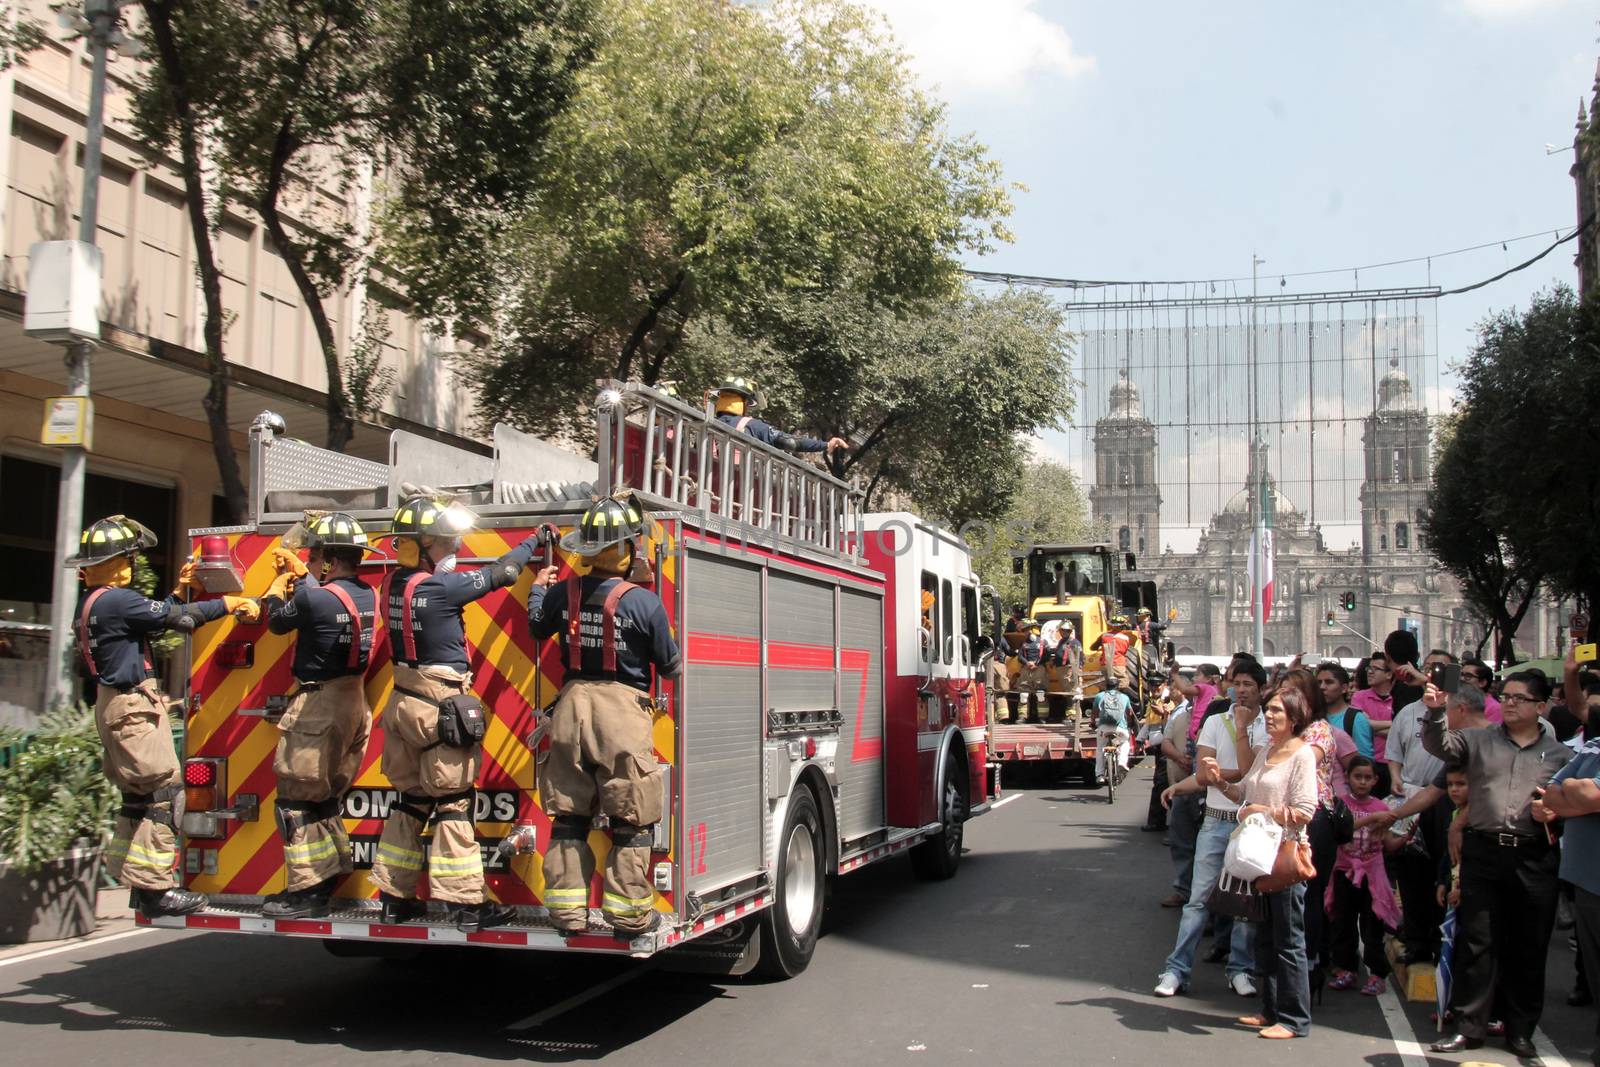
xmin=0 ymin=706 xmax=117 ymax=873
xmin=345 ymin=312 xmax=398 ymax=419
xmin=456 ymin=0 xmax=1017 ymax=448
xmin=1423 ymin=285 xmax=1600 ymax=663
xmin=964 ymin=459 xmax=1095 ymax=608
xmin=132 ymin=0 xmax=597 ymax=448
xmin=0 ymin=3 xmax=43 ymax=71
xmin=130 ymin=553 xmax=182 ymax=661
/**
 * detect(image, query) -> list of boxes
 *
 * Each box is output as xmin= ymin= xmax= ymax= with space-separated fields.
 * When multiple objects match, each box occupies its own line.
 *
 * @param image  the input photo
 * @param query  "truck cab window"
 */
xmin=920 ymin=571 xmax=938 ymax=665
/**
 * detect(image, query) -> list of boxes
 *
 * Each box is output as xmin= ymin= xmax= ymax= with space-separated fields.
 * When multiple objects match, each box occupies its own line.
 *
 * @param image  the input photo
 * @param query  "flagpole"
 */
xmin=1251 ymin=254 xmax=1265 ymax=656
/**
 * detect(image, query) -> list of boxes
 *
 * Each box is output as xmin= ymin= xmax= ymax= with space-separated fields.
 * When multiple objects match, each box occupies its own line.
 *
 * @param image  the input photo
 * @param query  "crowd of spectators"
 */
xmin=1138 ymin=631 xmax=1596 ymax=1059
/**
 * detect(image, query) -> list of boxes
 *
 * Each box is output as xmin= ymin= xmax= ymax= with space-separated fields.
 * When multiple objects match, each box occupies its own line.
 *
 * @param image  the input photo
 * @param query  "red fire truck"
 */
xmin=144 ymin=383 xmax=996 ymax=977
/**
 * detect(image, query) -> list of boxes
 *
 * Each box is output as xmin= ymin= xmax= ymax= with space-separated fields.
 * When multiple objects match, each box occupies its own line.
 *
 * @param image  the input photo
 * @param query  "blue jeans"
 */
xmin=1164 ymin=813 xmax=1255 ymax=983
xmin=1256 ymin=883 xmax=1311 ymax=1036
xmin=1168 ymin=793 xmax=1202 ymax=897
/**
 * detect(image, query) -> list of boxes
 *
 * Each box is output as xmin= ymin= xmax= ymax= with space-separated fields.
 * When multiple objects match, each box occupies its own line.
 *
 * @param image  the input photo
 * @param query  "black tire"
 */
xmin=1105 ymin=758 xmax=1116 ymax=804
xmin=911 ymin=750 xmax=966 ymax=881
xmin=756 ymin=786 xmax=826 ymax=979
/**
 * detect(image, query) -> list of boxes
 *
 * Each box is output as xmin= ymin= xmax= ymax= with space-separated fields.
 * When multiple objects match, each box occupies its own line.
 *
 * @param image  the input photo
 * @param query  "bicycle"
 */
xmin=1097 ymin=727 xmax=1129 ymax=804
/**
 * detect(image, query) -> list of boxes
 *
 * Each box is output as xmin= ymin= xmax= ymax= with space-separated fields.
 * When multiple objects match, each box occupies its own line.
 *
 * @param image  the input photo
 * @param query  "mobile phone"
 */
xmin=1576 ymin=643 xmax=1598 ymax=665
xmin=1429 ymin=663 xmax=1462 ymax=694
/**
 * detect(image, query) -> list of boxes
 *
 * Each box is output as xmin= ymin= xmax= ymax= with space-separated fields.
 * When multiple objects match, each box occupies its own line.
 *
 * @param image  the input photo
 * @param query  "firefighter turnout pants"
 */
xmin=94 ymin=680 xmax=181 ymax=891
xmin=371 ymin=665 xmax=486 ymax=905
xmin=540 ymin=680 xmax=664 ymax=936
xmin=273 ymin=675 xmax=371 ymax=892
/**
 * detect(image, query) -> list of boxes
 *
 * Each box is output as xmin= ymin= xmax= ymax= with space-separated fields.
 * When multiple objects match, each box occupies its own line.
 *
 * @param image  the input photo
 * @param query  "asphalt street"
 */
xmin=1 ymin=763 xmax=1596 ymax=1066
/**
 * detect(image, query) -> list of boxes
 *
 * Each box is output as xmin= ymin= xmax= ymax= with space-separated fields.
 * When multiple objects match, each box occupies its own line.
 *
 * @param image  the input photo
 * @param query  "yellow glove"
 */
xmin=222 ymin=595 xmax=261 ymax=623
xmin=171 ymin=559 xmax=197 ymax=598
xmin=271 ymin=547 xmax=308 ymax=578
xmin=263 ymin=571 xmax=296 ymax=602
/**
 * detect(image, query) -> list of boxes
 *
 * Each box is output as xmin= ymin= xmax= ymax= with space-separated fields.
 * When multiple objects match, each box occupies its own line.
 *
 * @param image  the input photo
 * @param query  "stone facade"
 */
xmin=1089 ymin=364 xmax=1483 ymax=659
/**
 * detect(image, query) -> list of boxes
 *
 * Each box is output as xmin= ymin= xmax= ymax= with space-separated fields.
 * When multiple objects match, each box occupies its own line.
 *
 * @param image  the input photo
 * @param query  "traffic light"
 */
xmin=1342 ymin=591 xmax=1357 ymax=612
xmin=1325 ymin=610 xmax=1336 ymax=628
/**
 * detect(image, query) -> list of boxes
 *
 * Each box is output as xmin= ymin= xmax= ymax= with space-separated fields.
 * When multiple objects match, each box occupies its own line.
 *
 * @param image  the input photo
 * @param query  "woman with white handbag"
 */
xmin=1201 ymin=686 xmax=1318 ymax=1040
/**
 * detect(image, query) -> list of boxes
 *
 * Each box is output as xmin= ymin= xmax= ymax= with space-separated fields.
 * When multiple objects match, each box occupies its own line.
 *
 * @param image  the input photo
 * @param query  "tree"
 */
xmin=458 ymin=0 xmax=1015 ymax=446
xmin=965 ymin=459 xmax=1095 ymax=610
xmin=1423 ymin=409 xmax=1541 ymax=667
xmin=717 ymin=278 xmax=1072 ymax=522
xmin=134 ymin=0 xmax=250 ymax=521
xmin=0 ymin=3 xmax=43 ymax=71
xmin=135 ymin=0 xmax=595 ymax=456
xmin=1422 ymin=285 xmax=1600 ymax=664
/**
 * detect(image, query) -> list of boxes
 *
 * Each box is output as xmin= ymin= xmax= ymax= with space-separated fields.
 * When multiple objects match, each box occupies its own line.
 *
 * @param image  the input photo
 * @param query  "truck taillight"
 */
xmin=217 ymin=642 xmax=253 ymax=668
xmin=182 ymin=757 xmax=227 ymax=836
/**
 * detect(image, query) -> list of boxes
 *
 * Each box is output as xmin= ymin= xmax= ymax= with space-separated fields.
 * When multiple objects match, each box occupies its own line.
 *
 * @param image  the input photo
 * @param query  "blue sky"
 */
xmin=868 ymin=0 xmax=1595 ymax=548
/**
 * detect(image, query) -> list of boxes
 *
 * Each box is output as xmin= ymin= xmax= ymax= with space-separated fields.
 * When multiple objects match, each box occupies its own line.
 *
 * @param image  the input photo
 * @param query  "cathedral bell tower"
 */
xmin=1090 ymin=369 xmax=1162 ymax=557
xmin=1359 ymin=358 xmax=1430 ymax=559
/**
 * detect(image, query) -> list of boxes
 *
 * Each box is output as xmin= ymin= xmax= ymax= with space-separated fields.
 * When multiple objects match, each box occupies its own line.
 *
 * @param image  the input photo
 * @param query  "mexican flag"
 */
xmin=1248 ymin=469 xmax=1275 ymax=621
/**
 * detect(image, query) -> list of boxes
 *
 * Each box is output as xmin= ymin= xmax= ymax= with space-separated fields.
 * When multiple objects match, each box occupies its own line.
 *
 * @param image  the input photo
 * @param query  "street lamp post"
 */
xmin=1250 ymin=254 xmax=1266 ymax=657
xmin=42 ymin=0 xmax=123 ymax=711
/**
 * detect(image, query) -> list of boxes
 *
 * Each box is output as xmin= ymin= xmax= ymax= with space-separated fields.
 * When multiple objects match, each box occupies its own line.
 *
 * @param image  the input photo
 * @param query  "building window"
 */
xmin=1380 ymin=533 xmax=1388 ymax=552
xmin=1118 ymin=526 xmax=1131 ymax=550
xmin=1395 ymin=522 xmax=1409 ymax=550
xmin=1393 ymin=447 xmax=1405 ymax=483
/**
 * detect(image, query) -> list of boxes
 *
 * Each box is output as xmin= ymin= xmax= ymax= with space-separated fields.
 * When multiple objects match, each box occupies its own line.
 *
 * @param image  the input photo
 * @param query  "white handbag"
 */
xmin=1223 ymin=811 xmax=1283 ymax=882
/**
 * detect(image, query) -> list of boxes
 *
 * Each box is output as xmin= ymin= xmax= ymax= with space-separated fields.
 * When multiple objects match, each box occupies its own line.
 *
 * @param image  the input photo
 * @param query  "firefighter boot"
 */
xmin=454 ymin=902 xmax=518 ymax=933
xmin=134 ymin=887 xmax=206 ymax=918
xmin=1005 ymin=692 xmax=1021 ymax=724
xmin=379 ymin=892 xmax=427 ymax=925
xmin=1025 ymin=693 xmax=1042 ymax=724
xmin=262 ymin=876 xmax=337 ymax=919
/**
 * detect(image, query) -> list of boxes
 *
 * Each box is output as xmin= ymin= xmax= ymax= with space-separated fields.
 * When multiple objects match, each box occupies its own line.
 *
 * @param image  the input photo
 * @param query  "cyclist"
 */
xmin=1094 ymin=686 xmax=1135 ymax=786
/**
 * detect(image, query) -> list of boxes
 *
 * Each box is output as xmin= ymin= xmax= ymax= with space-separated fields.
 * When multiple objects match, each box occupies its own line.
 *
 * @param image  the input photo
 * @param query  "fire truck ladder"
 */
xmin=594 ymin=381 xmax=865 ymax=563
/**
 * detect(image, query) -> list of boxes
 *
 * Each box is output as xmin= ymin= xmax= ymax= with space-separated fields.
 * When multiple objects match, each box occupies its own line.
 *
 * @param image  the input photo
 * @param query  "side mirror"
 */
xmin=1011 ymin=556 xmax=1025 ymax=575
xmin=1124 ymin=553 xmax=1137 ymax=572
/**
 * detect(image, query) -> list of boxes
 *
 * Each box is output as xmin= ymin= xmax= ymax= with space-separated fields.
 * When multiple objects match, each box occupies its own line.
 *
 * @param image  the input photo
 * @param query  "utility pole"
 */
xmin=43 ymin=0 xmax=121 ymax=710
xmin=1250 ymin=254 xmax=1266 ymax=657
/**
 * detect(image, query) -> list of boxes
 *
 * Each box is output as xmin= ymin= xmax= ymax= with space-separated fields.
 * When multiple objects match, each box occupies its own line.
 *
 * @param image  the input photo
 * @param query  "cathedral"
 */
xmin=1088 ymin=363 xmax=1490 ymax=660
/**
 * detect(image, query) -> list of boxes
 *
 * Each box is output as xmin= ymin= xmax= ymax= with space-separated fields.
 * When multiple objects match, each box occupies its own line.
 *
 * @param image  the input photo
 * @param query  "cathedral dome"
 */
xmin=1108 ymin=369 xmax=1142 ymax=419
xmin=1378 ymin=357 xmax=1417 ymax=411
xmin=1221 ymin=478 xmax=1298 ymax=518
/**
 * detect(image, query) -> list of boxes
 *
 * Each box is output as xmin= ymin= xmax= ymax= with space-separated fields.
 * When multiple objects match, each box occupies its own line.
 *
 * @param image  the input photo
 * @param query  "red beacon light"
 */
xmin=193 ymin=534 xmax=244 ymax=594
xmin=184 ymin=760 xmax=217 ymax=787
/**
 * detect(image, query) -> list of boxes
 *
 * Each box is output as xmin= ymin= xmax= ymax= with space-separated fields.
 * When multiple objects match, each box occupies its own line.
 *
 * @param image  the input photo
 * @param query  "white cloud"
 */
xmin=863 ymin=0 xmax=1095 ymax=97
xmin=1456 ymin=0 xmax=1574 ymax=16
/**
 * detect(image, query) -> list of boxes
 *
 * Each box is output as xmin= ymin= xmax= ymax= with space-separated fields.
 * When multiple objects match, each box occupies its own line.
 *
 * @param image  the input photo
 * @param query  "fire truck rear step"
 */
xmin=136 ymin=891 xmax=776 ymax=957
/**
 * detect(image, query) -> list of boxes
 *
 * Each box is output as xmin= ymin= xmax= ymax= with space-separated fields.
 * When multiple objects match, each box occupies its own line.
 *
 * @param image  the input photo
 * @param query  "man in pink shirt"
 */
xmin=1349 ymin=653 xmax=1398 ymax=796
xmin=1464 ymin=659 xmax=1503 ymax=723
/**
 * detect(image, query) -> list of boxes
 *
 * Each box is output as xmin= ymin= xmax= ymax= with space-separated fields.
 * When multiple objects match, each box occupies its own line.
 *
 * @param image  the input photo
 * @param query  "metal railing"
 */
xmin=594 ymin=381 xmax=864 ymax=561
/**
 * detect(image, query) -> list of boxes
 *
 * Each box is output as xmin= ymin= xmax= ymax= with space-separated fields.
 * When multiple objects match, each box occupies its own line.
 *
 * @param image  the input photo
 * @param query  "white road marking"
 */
xmin=991 ymin=794 xmax=1021 ymax=810
xmin=1373 ymin=986 xmax=1430 ymax=1067
xmin=0 ymin=928 xmax=153 ymax=970
xmin=504 ymin=959 xmax=660 ymax=1031
xmin=1533 ymin=1026 xmax=1573 ymax=1067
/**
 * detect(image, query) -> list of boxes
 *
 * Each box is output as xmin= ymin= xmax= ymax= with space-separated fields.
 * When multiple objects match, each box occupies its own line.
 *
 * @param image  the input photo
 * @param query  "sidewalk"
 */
xmin=0 ymin=887 xmax=138 ymax=964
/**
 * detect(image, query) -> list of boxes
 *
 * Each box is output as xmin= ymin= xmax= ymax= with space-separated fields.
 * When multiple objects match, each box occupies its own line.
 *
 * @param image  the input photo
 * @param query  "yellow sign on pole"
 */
xmin=41 ymin=396 xmax=93 ymax=449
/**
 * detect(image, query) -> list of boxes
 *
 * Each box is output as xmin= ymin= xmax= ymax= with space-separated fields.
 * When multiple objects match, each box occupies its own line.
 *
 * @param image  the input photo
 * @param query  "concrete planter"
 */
xmin=0 ymin=846 xmax=101 ymax=944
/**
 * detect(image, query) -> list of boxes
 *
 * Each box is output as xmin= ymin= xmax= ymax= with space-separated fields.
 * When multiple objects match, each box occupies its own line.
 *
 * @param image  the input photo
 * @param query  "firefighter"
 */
xmin=713 ymin=378 xmax=848 ymax=457
xmin=369 ymin=495 xmax=541 ymax=933
xmin=256 ymin=512 xmax=377 ymax=919
xmin=67 ymin=515 xmax=258 ymax=917
xmin=1042 ymin=620 xmax=1081 ymax=721
xmin=1006 ymin=619 xmax=1047 ymax=724
xmin=527 ymin=496 xmax=682 ymax=940
xmin=1091 ymin=615 xmax=1134 ymax=693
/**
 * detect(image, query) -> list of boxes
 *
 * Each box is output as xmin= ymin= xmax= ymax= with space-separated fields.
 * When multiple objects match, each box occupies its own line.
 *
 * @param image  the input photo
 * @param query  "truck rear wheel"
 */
xmin=911 ymin=753 xmax=966 ymax=881
xmin=756 ymin=786 xmax=825 ymax=979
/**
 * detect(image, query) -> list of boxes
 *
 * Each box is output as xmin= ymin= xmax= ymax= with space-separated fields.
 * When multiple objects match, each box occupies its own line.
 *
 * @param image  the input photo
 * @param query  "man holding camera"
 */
xmin=1423 ymin=671 xmax=1572 ymax=1060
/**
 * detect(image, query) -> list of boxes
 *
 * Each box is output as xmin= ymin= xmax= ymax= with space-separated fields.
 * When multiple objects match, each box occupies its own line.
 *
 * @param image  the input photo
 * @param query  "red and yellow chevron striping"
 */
xmin=186 ymin=524 xmax=679 ymax=914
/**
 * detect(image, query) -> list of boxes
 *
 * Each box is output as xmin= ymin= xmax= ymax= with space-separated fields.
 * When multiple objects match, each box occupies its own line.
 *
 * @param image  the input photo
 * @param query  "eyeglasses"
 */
xmin=1502 ymin=694 xmax=1542 ymax=706
xmin=1368 ymin=665 xmax=1390 ymax=674
xmin=1467 ymin=673 xmax=1491 ymax=683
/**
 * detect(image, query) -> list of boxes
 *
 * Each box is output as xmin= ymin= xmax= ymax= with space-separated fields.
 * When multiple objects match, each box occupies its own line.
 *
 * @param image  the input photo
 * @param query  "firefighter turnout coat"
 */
xmin=527 ymin=574 xmax=681 ymax=936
